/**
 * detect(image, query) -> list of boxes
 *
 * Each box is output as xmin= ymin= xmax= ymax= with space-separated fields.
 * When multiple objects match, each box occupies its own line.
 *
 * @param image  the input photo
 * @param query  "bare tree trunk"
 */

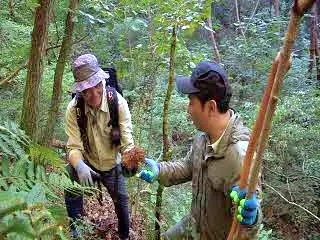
xmin=8 ymin=0 xmax=14 ymax=18
xmin=154 ymin=26 xmax=177 ymax=240
xmin=273 ymin=0 xmax=280 ymax=16
xmin=131 ymin=4 xmax=158 ymax=217
xmin=43 ymin=0 xmax=79 ymax=145
xmin=309 ymin=3 xmax=317 ymax=77
xmin=20 ymin=0 xmax=52 ymax=141
xmin=273 ymin=0 xmax=281 ymax=48
xmin=234 ymin=0 xmax=246 ymax=41
xmin=207 ymin=15 xmax=221 ymax=62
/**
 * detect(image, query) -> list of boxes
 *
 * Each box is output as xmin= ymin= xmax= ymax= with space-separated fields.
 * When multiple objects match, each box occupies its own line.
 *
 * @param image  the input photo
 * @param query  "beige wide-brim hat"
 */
xmin=71 ymin=54 xmax=109 ymax=93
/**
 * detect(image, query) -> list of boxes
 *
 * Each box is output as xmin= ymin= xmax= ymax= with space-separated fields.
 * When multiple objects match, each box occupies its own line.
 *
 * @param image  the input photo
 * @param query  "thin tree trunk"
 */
xmin=273 ymin=0 xmax=281 ymax=48
xmin=315 ymin=47 xmax=320 ymax=81
xmin=207 ymin=15 xmax=221 ymax=62
xmin=20 ymin=0 xmax=52 ymax=141
xmin=131 ymin=4 xmax=157 ymax=217
xmin=273 ymin=0 xmax=280 ymax=16
xmin=154 ymin=26 xmax=177 ymax=240
xmin=43 ymin=0 xmax=79 ymax=145
xmin=309 ymin=3 xmax=317 ymax=77
xmin=234 ymin=0 xmax=246 ymax=41
xmin=8 ymin=0 xmax=14 ymax=18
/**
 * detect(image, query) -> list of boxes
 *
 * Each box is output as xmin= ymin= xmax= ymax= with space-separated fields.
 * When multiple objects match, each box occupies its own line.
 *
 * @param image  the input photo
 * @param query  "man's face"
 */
xmin=187 ymin=95 xmax=209 ymax=131
xmin=81 ymin=81 xmax=103 ymax=108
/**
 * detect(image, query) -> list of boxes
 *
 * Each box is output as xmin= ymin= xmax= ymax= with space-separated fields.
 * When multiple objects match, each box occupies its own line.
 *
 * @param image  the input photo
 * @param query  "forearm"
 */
xmin=68 ymin=149 xmax=84 ymax=168
xmin=158 ymin=161 xmax=192 ymax=186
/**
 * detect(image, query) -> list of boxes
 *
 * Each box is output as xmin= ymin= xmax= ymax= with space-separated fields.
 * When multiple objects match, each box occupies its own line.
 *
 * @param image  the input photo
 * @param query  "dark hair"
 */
xmin=192 ymin=72 xmax=232 ymax=113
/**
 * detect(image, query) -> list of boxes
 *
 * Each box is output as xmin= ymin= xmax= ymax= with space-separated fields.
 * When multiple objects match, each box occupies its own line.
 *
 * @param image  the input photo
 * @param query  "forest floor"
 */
xmin=81 ymin=191 xmax=147 ymax=240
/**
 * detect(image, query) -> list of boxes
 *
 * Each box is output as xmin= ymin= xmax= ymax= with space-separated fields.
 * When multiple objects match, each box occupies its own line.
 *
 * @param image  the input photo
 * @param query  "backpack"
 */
xmin=74 ymin=67 xmax=123 ymax=152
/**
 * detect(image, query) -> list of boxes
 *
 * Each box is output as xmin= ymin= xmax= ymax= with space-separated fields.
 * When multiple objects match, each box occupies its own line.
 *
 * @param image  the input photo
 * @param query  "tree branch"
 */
xmin=263 ymin=182 xmax=320 ymax=222
xmin=244 ymin=0 xmax=261 ymax=34
xmin=0 ymin=60 xmax=28 ymax=86
xmin=46 ymin=34 xmax=89 ymax=52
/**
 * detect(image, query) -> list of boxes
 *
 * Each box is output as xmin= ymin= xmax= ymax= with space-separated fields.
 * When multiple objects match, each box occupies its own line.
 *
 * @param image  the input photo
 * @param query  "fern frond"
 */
xmin=29 ymin=144 xmax=66 ymax=170
xmin=0 ymin=122 xmax=29 ymax=159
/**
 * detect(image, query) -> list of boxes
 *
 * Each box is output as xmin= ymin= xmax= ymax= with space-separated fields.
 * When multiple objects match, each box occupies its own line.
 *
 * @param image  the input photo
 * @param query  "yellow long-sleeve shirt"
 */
xmin=65 ymin=90 xmax=134 ymax=171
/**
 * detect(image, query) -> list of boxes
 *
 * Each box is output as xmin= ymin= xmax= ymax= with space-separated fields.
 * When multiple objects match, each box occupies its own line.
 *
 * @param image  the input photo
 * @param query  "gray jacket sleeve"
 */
xmin=157 ymin=147 xmax=193 ymax=187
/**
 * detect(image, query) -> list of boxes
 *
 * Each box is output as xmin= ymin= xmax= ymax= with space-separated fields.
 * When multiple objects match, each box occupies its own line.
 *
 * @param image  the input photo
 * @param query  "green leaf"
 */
xmin=25 ymin=183 xmax=46 ymax=205
xmin=25 ymin=0 xmax=40 ymax=10
xmin=1 ymin=154 xmax=10 ymax=177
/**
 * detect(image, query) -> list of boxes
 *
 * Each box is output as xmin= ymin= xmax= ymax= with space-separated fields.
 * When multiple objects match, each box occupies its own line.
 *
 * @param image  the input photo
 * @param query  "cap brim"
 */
xmin=72 ymin=69 xmax=109 ymax=93
xmin=175 ymin=76 xmax=200 ymax=94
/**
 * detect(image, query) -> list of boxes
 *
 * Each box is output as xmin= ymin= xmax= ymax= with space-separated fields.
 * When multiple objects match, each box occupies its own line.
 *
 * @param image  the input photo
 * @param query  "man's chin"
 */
xmin=88 ymin=102 xmax=101 ymax=109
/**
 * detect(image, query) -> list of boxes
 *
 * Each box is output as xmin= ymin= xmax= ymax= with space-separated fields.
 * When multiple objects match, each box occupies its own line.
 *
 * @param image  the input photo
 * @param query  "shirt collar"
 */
xmin=205 ymin=109 xmax=234 ymax=158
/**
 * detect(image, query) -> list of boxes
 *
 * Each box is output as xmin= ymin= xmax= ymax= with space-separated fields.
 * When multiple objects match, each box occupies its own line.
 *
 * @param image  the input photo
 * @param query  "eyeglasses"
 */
xmin=81 ymin=82 xmax=103 ymax=98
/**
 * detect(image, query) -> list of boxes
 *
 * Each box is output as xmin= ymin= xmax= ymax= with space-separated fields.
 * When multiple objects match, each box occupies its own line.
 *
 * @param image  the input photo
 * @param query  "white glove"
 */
xmin=75 ymin=160 xmax=100 ymax=186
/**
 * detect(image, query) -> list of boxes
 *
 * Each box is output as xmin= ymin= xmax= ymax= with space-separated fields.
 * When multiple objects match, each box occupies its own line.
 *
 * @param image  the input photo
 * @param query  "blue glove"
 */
xmin=230 ymin=186 xmax=259 ymax=225
xmin=137 ymin=158 xmax=160 ymax=183
xmin=75 ymin=160 xmax=100 ymax=187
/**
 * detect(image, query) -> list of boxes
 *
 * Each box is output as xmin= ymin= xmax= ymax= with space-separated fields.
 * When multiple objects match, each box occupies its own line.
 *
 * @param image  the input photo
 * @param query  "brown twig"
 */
xmin=264 ymin=182 xmax=320 ymax=222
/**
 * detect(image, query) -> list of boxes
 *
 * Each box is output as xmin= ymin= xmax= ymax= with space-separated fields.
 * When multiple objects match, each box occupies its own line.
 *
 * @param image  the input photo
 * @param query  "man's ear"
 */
xmin=208 ymin=99 xmax=217 ymax=115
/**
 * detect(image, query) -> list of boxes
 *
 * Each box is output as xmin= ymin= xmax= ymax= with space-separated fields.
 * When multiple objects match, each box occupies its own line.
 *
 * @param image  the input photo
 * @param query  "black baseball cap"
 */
xmin=176 ymin=61 xmax=231 ymax=101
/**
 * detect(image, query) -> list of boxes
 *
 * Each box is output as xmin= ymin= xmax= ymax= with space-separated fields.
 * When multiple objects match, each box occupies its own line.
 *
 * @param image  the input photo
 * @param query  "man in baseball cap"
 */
xmin=64 ymin=53 xmax=134 ymax=239
xmin=138 ymin=61 xmax=262 ymax=239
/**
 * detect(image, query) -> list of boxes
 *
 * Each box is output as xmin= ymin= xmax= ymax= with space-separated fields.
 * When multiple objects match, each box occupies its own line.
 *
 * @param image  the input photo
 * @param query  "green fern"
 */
xmin=0 ymin=122 xmax=77 ymax=239
xmin=0 ymin=121 xmax=95 ymax=239
xmin=0 ymin=122 xmax=29 ymax=159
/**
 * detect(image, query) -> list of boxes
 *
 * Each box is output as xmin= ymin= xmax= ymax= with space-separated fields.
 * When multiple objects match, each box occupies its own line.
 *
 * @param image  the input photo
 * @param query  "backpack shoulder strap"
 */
xmin=75 ymin=93 xmax=91 ymax=153
xmin=106 ymin=86 xmax=121 ymax=146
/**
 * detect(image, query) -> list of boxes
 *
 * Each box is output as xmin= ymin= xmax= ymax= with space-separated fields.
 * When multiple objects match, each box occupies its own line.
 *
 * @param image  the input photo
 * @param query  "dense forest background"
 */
xmin=0 ymin=0 xmax=319 ymax=239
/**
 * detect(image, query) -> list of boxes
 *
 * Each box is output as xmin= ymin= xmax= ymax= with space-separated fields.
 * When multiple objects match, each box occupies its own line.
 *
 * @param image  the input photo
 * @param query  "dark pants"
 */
xmin=64 ymin=163 xmax=129 ymax=239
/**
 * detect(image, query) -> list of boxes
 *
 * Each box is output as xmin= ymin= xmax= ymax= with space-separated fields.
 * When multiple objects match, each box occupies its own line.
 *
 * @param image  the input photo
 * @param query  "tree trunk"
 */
xmin=273 ymin=0 xmax=280 ymax=16
xmin=207 ymin=15 xmax=221 ymax=62
xmin=154 ymin=26 xmax=177 ymax=240
xmin=273 ymin=0 xmax=281 ymax=48
xmin=234 ymin=0 xmax=246 ymax=41
xmin=43 ymin=0 xmax=79 ymax=145
xmin=8 ymin=0 xmax=14 ymax=18
xmin=309 ymin=3 xmax=317 ymax=77
xmin=20 ymin=0 xmax=52 ymax=141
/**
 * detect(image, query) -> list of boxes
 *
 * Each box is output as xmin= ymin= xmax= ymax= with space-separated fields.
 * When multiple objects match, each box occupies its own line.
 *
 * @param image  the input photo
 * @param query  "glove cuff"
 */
xmin=75 ymin=159 xmax=86 ymax=172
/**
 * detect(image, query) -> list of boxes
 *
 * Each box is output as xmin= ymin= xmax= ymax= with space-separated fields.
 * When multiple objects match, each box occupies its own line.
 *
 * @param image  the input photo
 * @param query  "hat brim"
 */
xmin=175 ymin=76 xmax=200 ymax=94
xmin=71 ymin=69 xmax=109 ymax=93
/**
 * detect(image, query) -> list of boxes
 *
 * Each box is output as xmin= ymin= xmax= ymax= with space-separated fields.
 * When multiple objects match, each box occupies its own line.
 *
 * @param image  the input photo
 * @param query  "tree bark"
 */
xmin=234 ymin=0 xmax=246 ymax=41
xmin=43 ymin=0 xmax=79 ymax=145
xmin=309 ymin=3 xmax=317 ymax=76
xmin=20 ymin=0 xmax=52 ymax=141
xmin=8 ymin=0 xmax=14 ymax=18
xmin=207 ymin=15 xmax=221 ymax=62
xmin=309 ymin=2 xmax=320 ymax=80
xmin=154 ymin=26 xmax=177 ymax=240
xmin=273 ymin=0 xmax=280 ymax=16
xmin=273 ymin=0 xmax=281 ymax=48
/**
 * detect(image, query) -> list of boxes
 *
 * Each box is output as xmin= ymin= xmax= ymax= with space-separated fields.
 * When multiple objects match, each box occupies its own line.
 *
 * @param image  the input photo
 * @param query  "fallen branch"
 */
xmin=264 ymin=182 xmax=320 ymax=222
